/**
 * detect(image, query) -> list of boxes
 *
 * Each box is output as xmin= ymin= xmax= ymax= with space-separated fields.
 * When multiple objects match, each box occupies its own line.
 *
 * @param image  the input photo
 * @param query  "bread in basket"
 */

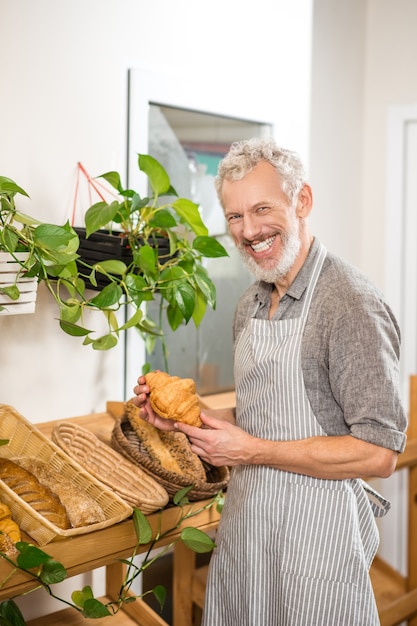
xmin=111 ymin=400 xmax=229 ymax=501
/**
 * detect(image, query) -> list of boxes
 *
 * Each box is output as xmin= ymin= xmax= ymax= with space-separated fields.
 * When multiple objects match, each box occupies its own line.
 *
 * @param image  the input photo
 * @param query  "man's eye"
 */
xmin=257 ymin=206 xmax=268 ymax=213
xmin=228 ymin=214 xmax=241 ymax=222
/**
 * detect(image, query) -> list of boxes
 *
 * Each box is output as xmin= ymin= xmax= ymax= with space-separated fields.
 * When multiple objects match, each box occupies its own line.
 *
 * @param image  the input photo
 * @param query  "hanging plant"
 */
xmin=0 ymin=156 xmax=228 ymax=361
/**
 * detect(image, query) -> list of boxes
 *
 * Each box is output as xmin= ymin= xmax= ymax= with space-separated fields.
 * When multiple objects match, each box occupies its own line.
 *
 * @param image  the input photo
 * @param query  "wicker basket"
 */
xmin=0 ymin=405 xmax=133 ymax=545
xmin=111 ymin=414 xmax=230 ymax=500
xmin=52 ymin=422 xmax=169 ymax=513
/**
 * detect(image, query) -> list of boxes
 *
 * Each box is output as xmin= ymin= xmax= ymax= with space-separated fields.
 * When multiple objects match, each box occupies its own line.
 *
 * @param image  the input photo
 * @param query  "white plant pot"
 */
xmin=0 ymin=252 xmax=38 ymax=315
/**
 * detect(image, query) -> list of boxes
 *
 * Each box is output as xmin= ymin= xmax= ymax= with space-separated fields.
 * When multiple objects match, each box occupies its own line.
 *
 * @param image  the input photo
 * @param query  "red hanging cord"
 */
xmin=70 ymin=162 xmax=118 ymax=226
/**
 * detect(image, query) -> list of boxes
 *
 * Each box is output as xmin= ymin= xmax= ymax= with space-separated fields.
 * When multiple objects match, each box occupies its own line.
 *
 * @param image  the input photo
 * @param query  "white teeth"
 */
xmin=251 ymin=236 xmax=275 ymax=253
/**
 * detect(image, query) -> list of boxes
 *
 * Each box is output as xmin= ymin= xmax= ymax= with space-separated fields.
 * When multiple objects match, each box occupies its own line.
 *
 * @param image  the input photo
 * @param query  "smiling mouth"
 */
xmin=250 ymin=235 xmax=276 ymax=253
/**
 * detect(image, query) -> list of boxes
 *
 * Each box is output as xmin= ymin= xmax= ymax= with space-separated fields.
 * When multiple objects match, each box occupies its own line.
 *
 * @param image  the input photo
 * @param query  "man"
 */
xmin=133 ymin=138 xmax=407 ymax=625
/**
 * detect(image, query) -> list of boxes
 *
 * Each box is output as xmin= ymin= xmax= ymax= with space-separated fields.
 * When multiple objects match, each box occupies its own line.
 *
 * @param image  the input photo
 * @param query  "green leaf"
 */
xmin=93 ymin=258 xmax=127 ymax=276
xmin=148 ymin=209 xmax=177 ymax=229
xmin=125 ymin=274 xmax=154 ymax=305
xmin=0 ymin=177 xmax=29 ymax=198
xmin=138 ymin=154 xmax=171 ymax=197
xmin=39 ymin=559 xmax=67 ymax=585
xmin=84 ymin=201 xmax=121 ymax=236
xmin=216 ymin=492 xmax=226 ymax=513
xmin=137 ymin=316 xmax=163 ymax=337
xmin=0 ymin=599 xmax=25 ymax=626
xmin=15 ymin=543 xmax=52 ymax=569
xmin=118 ymin=308 xmax=143 ymax=331
xmin=181 ymin=527 xmax=216 ymax=553
xmin=159 ymin=265 xmax=186 ymax=287
xmin=59 ymin=303 xmax=82 ymax=324
xmin=71 ymin=590 xmax=86 ymax=609
xmin=97 ymin=171 xmax=123 ymax=193
xmin=71 ymin=585 xmax=94 ymax=608
xmin=194 ymin=267 xmax=217 ymax=308
xmin=2 ymin=227 xmax=20 ymax=252
xmin=88 ymin=282 xmax=122 ymax=307
xmin=191 ymin=290 xmax=207 ymax=327
xmin=0 ymin=285 xmax=20 ymax=301
xmin=173 ymin=485 xmax=193 ymax=505
xmin=152 ymin=584 xmax=167 ymax=609
xmin=34 ymin=222 xmax=79 ymax=254
xmin=90 ymin=333 xmax=119 ymax=350
xmin=172 ymin=198 xmax=208 ymax=236
xmin=137 ymin=244 xmax=157 ymax=279
xmin=0 ymin=440 xmax=9 ymax=447
xmin=193 ymin=236 xmax=229 ymax=258
xmin=171 ymin=281 xmax=196 ymax=322
xmin=82 ymin=598 xmax=111 ymax=618
xmin=59 ymin=320 xmax=91 ymax=337
xmin=166 ymin=302 xmax=184 ymax=331
xmin=132 ymin=508 xmax=153 ymax=545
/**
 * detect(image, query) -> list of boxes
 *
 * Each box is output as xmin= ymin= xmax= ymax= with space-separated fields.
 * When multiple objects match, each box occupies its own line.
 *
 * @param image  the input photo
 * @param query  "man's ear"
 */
xmin=295 ymin=184 xmax=313 ymax=218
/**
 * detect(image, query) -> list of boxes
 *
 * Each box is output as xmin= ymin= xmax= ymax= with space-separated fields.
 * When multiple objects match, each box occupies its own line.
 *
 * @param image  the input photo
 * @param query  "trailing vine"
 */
xmin=0 ymin=487 xmax=224 ymax=625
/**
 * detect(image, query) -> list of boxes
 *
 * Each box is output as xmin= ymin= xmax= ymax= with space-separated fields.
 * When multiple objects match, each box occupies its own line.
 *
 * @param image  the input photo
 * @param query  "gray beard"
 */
xmin=237 ymin=229 xmax=301 ymax=283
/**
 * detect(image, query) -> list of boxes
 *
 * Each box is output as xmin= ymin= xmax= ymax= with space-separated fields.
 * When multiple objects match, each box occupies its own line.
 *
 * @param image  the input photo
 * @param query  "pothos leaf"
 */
xmin=152 ymin=584 xmax=167 ymax=610
xmin=39 ymin=559 xmax=67 ymax=585
xmin=90 ymin=333 xmax=119 ymax=351
xmin=132 ymin=508 xmax=153 ymax=545
xmin=15 ymin=543 xmax=52 ymax=569
xmin=138 ymin=154 xmax=172 ymax=197
xmin=82 ymin=598 xmax=111 ymax=618
xmin=192 ymin=235 xmax=228 ymax=258
xmin=180 ymin=527 xmax=216 ymax=553
xmin=0 ymin=599 xmax=25 ymax=626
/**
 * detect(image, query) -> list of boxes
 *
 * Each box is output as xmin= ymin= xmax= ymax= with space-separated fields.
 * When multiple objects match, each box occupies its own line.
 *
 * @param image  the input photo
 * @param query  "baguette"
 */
xmin=0 ymin=458 xmax=69 ymax=529
xmin=18 ymin=458 xmax=105 ymax=527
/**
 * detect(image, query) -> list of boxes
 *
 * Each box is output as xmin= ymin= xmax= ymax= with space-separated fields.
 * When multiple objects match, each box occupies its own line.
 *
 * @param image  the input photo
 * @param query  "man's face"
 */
xmin=222 ymin=161 xmax=301 ymax=283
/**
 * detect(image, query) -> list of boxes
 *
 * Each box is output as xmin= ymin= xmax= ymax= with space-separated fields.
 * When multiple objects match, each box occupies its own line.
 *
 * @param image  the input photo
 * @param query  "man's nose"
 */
xmin=241 ymin=213 xmax=261 ymax=241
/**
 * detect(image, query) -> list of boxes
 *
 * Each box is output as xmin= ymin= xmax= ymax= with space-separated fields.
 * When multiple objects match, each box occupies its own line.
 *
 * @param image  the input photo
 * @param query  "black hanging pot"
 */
xmin=74 ymin=227 xmax=172 ymax=291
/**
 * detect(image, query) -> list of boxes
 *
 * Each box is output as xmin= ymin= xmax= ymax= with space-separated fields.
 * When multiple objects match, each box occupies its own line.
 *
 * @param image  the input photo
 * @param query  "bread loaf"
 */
xmin=145 ymin=371 xmax=202 ymax=427
xmin=18 ymin=458 xmax=106 ymax=527
xmin=0 ymin=458 xmax=69 ymax=529
xmin=125 ymin=400 xmax=206 ymax=482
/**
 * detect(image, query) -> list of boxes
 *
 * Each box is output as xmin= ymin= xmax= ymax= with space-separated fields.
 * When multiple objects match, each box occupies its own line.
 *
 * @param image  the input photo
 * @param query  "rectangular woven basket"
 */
xmin=0 ymin=405 xmax=133 ymax=545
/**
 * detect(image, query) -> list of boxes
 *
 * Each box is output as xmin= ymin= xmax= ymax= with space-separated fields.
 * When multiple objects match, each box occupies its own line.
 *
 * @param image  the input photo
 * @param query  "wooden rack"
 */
xmin=0 ymin=402 xmax=222 ymax=626
xmin=1 ymin=379 xmax=416 ymax=626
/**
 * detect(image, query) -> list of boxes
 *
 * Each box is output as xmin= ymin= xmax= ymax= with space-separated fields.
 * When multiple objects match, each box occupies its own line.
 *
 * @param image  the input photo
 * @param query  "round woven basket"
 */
xmin=111 ymin=415 xmax=229 ymax=500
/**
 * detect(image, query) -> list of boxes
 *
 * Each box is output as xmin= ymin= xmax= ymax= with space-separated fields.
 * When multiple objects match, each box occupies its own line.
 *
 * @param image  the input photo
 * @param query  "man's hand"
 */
xmin=132 ymin=375 xmax=176 ymax=431
xmin=175 ymin=412 xmax=256 ymax=466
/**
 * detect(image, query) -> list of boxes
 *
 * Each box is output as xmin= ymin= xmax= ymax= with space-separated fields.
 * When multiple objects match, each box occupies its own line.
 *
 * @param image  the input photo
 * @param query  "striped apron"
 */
xmin=202 ymin=242 xmax=385 ymax=626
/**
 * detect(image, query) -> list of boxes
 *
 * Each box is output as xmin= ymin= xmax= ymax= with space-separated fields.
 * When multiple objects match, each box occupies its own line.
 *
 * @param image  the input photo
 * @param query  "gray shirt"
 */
xmin=233 ymin=238 xmax=407 ymax=453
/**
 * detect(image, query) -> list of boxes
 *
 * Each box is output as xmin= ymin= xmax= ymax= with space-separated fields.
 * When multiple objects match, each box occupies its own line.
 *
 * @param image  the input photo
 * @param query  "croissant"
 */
xmin=0 ymin=518 xmax=21 ymax=544
xmin=0 ymin=502 xmax=12 ymax=522
xmin=145 ymin=371 xmax=202 ymax=427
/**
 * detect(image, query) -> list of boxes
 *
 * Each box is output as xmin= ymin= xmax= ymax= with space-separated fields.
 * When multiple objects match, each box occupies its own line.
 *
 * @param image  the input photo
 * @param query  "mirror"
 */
xmin=126 ymin=67 xmax=273 ymax=395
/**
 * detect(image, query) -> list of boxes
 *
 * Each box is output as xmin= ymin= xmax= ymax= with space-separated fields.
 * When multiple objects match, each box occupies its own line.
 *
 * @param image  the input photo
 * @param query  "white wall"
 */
xmin=309 ymin=0 xmax=417 ymax=575
xmin=0 ymin=2 xmax=313 ymax=619
xmin=0 ymin=0 xmax=313 ymax=424
xmin=309 ymin=0 xmax=367 ymax=266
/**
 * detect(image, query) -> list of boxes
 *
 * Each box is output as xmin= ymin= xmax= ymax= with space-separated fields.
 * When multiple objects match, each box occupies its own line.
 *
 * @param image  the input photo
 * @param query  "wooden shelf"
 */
xmin=0 ymin=402 xmax=222 ymax=626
